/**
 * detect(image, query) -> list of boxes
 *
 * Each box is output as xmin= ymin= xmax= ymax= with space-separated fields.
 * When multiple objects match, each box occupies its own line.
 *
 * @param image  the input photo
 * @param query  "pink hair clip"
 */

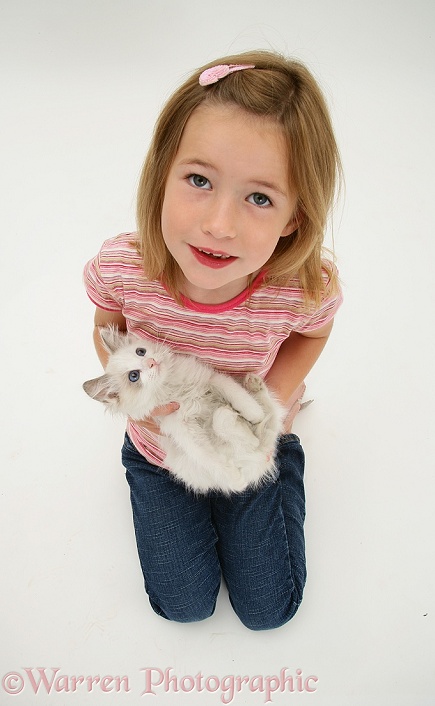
xmin=199 ymin=63 xmax=255 ymax=86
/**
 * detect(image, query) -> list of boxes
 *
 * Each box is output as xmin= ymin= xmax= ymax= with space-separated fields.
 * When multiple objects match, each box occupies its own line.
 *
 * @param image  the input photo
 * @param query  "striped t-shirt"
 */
xmin=84 ymin=232 xmax=343 ymax=466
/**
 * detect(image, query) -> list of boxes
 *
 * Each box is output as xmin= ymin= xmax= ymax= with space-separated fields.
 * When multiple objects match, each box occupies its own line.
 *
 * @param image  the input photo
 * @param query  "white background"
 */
xmin=1 ymin=1 xmax=434 ymax=704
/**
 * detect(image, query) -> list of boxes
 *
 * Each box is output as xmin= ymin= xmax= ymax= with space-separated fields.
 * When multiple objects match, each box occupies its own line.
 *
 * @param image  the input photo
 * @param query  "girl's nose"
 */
xmin=201 ymin=196 xmax=237 ymax=239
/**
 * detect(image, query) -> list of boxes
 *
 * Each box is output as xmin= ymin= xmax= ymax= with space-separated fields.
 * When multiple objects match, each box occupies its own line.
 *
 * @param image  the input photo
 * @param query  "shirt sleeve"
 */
xmin=83 ymin=238 xmax=124 ymax=312
xmin=291 ymin=262 xmax=343 ymax=333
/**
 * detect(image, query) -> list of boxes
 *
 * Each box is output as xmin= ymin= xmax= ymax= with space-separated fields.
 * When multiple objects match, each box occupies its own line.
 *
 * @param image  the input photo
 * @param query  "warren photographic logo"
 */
xmin=2 ymin=666 xmax=318 ymax=703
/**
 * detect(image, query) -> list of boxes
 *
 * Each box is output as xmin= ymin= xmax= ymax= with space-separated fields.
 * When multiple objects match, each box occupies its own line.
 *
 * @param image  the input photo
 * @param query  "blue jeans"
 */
xmin=122 ymin=432 xmax=306 ymax=631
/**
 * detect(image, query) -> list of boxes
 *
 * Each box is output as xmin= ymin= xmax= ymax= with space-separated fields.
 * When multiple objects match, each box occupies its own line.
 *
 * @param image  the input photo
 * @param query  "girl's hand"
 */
xmin=132 ymin=402 xmax=180 ymax=435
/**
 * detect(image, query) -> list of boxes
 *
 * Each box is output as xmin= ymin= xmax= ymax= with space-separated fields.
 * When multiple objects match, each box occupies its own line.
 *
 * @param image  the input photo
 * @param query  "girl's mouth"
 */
xmin=189 ymin=245 xmax=237 ymax=269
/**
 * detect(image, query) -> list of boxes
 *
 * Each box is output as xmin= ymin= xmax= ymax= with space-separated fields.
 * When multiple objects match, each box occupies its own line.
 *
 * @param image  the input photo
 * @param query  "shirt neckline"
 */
xmin=178 ymin=270 xmax=266 ymax=313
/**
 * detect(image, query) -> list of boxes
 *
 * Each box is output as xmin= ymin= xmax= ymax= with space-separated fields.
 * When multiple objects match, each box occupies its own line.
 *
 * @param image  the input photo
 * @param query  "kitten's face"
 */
xmin=108 ymin=340 xmax=160 ymax=383
xmin=83 ymin=332 xmax=172 ymax=419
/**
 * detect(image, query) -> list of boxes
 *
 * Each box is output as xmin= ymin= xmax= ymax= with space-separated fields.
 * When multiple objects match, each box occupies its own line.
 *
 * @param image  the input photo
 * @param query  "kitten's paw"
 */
xmin=243 ymin=373 xmax=265 ymax=394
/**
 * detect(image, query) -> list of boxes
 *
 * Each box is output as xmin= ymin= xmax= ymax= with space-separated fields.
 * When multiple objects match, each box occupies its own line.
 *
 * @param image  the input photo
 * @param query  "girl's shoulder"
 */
xmin=85 ymin=233 xmax=170 ymax=314
xmin=97 ymin=232 xmax=142 ymax=264
xmin=259 ymin=258 xmax=341 ymax=301
xmin=252 ymin=258 xmax=342 ymax=333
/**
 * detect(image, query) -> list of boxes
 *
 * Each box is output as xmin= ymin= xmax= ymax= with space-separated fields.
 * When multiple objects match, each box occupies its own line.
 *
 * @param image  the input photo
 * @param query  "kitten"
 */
xmin=83 ymin=327 xmax=285 ymax=494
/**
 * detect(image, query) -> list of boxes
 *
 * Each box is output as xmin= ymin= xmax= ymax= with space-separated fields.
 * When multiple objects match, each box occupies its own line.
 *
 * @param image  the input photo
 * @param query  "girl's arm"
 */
xmin=264 ymin=320 xmax=334 ymax=411
xmin=93 ymin=307 xmax=128 ymax=368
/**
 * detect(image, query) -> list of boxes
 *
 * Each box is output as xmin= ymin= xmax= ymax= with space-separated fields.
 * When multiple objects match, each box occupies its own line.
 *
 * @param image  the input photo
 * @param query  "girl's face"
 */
xmin=161 ymin=103 xmax=298 ymax=304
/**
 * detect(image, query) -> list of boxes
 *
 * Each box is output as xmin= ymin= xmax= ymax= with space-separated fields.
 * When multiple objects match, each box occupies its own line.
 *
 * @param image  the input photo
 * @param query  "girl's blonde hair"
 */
xmin=137 ymin=50 xmax=342 ymax=306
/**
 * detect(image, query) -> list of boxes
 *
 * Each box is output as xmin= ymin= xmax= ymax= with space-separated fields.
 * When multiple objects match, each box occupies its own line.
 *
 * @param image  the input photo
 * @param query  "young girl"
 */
xmin=84 ymin=50 xmax=343 ymax=631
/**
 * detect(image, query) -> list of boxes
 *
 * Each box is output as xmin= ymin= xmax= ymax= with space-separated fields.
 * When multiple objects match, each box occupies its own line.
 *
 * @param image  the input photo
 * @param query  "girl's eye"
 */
xmin=188 ymin=174 xmax=211 ymax=189
xmin=128 ymin=370 xmax=140 ymax=383
xmin=135 ymin=348 xmax=146 ymax=356
xmin=248 ymin=192 xmax=271 ymax=207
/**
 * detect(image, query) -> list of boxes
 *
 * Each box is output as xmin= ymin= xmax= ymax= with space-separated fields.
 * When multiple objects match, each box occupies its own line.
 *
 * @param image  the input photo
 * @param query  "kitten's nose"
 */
xmin=146 ymin=358 xmax=157 ymax=369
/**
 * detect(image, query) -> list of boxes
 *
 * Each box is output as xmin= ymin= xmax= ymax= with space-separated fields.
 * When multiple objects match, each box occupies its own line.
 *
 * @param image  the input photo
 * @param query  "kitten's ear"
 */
xmin=83 ymin=375 xmax=119 ymax=404
xmin=99 ymin=325 xmax=126 ymax=354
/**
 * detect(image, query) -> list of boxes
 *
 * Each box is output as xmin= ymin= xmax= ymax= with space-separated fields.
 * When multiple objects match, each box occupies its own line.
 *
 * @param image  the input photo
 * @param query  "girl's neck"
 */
xmin=180 ymin=263 xmax=269 ymax=305
xmin=180 ymin=277 xmax=249 ymax=305
xmin=177 ymin=270 xmax=267 ymax=312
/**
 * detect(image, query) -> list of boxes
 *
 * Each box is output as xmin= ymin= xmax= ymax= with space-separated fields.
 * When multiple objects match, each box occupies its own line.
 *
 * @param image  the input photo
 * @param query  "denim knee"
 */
xmin=149 ymin=594 xmax=218 ymax=624
xmin=233 ymin=598 xmax=302 ymax=631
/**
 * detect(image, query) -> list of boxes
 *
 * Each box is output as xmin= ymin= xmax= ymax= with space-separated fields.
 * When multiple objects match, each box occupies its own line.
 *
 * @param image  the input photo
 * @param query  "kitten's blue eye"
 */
xmin=128 ymin=370 xmax=140 ymax=383
xmin=135 ymin=348 xmax=146 ymax=357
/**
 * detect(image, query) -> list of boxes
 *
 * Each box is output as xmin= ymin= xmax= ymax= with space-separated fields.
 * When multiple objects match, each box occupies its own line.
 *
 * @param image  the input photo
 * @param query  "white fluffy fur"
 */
xmin=83 ymin=327 xmax=285 ymax=494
